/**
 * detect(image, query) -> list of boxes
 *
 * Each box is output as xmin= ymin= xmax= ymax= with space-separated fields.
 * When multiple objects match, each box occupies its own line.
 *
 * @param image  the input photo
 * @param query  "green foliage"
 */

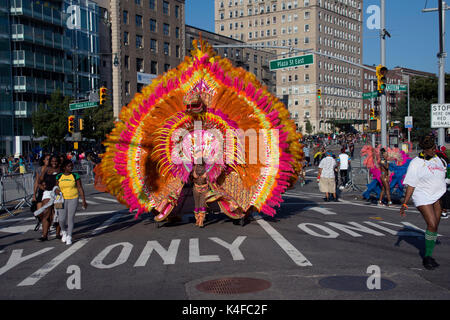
xmin=305 ymin=119 xmax=313 ymax=134
xmin=31 ymin=90 xmax=70 ymax=151
xmin=391 ymin=74 xmax=450 ymax=142
xmin=81 ymin=100 xmax=115 ymax=143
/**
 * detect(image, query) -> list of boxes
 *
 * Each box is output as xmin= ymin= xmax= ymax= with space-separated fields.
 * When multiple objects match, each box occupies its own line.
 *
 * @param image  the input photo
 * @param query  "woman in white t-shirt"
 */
xmin=400 ymin=135 xmax=445 ymax=270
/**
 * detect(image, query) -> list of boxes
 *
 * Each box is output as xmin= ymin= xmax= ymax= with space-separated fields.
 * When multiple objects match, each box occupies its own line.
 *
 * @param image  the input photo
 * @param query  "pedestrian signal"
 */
xmin=99 ymin=87 xmax=107 ymax=105
xmin=68 ymin=115 xmax=75 ymax=133
xmin=317 ymin=89 xmax=321 ymax=99
xmin=376 ymin=65 xmax=388 ymax=94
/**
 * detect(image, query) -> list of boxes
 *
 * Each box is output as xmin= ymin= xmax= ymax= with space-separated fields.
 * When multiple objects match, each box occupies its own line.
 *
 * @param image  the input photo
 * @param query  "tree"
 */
xmin=391 ymin=74 xmax=450 ymax=142
xmin=305 ymin=119 xmax=313 ymax=135
xmin=32 ymin=90 xmax=70 ymax=152
xmin=81 ymin=102 xmax=115 ymax=143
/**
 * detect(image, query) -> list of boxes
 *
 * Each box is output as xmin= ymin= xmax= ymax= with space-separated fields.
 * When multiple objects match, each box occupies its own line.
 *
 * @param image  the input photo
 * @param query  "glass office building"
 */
xmin=2 ymin=0 xmax=100 ymax=155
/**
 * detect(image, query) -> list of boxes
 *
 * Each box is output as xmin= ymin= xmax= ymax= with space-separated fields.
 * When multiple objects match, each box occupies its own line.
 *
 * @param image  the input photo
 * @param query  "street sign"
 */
xmin=362 ymin=91 xmax=378 ymax=99
xmin=386 ymin=84 xmax=407 ymax=91
xmin=431 ymin=103 xmax=450 ymax=128
xmin=404 ymin=116 xmax=413 ymax=128
xmin=269 ymin=54 xmax=314 ymax=71
xmin=69 ymin=101 xmax=98 ymax=111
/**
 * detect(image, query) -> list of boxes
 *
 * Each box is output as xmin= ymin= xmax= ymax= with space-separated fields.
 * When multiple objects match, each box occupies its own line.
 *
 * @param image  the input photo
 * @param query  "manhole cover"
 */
xmin=319 ymin=276 xmax=396 ymax=291
xmin=196 ymin=277 xmax=271 ymax=294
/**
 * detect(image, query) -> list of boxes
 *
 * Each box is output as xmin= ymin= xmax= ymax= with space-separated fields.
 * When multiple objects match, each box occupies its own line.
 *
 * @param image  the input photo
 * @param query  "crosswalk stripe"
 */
xmin=93 ymin=196 xmax=118 ymax=203
xmin=79 ymin=199 xmax=100 ymax=205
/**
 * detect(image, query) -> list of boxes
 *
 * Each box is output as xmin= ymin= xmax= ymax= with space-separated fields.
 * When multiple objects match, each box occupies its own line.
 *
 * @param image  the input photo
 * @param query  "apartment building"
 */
xmin=215 ymin=0 xmax=364 ymax=134
xmin=97 ymin=0 xmax=185 ymax=117
xmin=186 ymin=24 xmax=276 ymax=94
xmin=1 ymin=0 xmax=100 ymax=155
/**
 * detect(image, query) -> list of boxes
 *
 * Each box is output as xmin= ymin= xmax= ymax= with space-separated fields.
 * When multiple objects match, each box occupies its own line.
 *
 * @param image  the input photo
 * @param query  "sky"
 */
xmin=185 ymin=0 xmax=450 ymax=74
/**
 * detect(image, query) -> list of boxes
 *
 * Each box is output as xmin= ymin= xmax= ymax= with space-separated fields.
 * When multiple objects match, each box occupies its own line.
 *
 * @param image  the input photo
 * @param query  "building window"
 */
xmin=136 ymin=58 xmax=144 ymax=72
xmin=305 ymin=24 xmax=310 ymax=32
xmin=176 ymin=45 xmax=180 ymax=58
xmin=151 ymin=61 xmax=157 ymax=74
xmin=136 ymin=15 xmax=142 ymax=27
xmin=164 ymin=42 xmax=170 ymax=55
xmin=135 ymin=0 xmax=141 ymax=5
xmin=125 ymin=81 xmax=130 ymax=95
xmin=123 ymin=10 xmax=128 ymax=24
xmin=150 ymin=19 xmax=157 ymax=32
xmin=220 ymin=24 xmax=224 ymax=31
xmin=149 ymin=0 xmax=155 ymax=10
xmin=304 ymin=37 xmax=309 ymax=44
xmin=163 ymin=23 xmax=170 ymax=36
xmin=124 ymin=55 xmax=129 ymax=69
xmin=175 ymin=5 xmax=180 ymax=18
xmin=304 ymin=11 xmax=310 ymax=19
xmin=137 ymin=83 xmax=144 ymax=93
xmin=175 ymin=27 xmax=180 ymax=38
xmin=150 ymin=39 xmax=157 ymax=52
xmin=164 ymin=64 xmax=170 ymax=72
xmin=136 ymin=35 xmax=143 ymax=48
xmin=305 ymin=74 xmax=310 ymax=81
xmin=124 ymin=31 xmax=129 ymax=45
xmin=163 ymin=1 xmax=169 ymax=15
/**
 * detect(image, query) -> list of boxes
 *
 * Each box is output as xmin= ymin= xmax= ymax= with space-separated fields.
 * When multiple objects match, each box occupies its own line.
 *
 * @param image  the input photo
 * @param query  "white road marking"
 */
xmin=308 ymin=207 xmax=337 ymax=215
xmin=256 ymin=219 xmax=312 ymax=267
xmin=17 ymin=213 xmax=123 ymax=286
xmin=0 ymin=224 xmax=37 ymax=234
xmin=79 ymin=199 xmax=100 ymax=205
xmin=93 ymin=196 xmax=118 ymax=203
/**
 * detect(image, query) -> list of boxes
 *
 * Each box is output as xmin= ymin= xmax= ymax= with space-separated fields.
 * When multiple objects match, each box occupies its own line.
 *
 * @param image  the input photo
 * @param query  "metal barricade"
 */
xmin=0 ymin=173 xmax=34 ymax=216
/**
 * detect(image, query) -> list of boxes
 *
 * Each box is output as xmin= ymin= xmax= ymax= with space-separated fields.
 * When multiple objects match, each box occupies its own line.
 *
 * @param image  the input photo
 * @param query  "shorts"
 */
xmin=319 ymin=177 xmax=336 ymax=193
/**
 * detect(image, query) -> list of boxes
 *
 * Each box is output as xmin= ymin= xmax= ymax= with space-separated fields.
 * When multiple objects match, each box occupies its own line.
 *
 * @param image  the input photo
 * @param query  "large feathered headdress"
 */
xmin=95 ymin=38 xmax=303 ymax=220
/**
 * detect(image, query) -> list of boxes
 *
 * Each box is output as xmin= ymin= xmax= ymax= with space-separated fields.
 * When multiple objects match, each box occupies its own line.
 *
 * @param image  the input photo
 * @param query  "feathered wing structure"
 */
xmin=95 ymin=39 xmax=303 ymax=220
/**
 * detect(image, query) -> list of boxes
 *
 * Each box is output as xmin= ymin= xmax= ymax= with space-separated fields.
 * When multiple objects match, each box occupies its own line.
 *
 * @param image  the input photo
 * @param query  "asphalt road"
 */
xmin=1 ymin=175 xmax=449 ymax=302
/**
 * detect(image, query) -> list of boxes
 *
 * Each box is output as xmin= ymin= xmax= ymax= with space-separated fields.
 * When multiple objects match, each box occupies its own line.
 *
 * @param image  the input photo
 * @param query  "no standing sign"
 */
xmin=431 ymin=104 xmax=450 ymax=128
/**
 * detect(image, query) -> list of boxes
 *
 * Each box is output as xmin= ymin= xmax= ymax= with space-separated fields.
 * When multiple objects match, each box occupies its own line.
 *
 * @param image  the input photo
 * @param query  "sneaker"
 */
xmin=324 ymin=197 xmax=329 ymax=202
xmin=429 ymin=257 xmax=440 ymax=268
xmin=66 ymin=236 xmax=72 ymax=245
xmin=441 ymin=212 xmax=449 ymax=219
xmin=422 ymin=256 xmax=436 ymax=270
xmin=36 ymin=236 xmax=48 ymax=242
xmin=61 ymin=231 xmax=67 ymax=243
xmin=334 ymin=198 xmax=339 ymax=202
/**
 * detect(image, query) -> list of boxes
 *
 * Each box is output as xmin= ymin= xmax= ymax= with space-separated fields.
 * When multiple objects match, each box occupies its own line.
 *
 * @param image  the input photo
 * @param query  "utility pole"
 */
xmin=371 ymin=80 xmax=376 ymax=147
xmin=422 ymin=1 xmax=449 ymax=146
xmin=380 ymin=0 xmax=387 ymax=148
xmin=407 ymin=74 xmax=411 ymax=143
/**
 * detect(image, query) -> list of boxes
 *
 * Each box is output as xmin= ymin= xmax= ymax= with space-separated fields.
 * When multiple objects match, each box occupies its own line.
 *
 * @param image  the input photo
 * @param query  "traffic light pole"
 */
xmin=380 ymin=0 xmax=387 ymax=148
xmin=422 ymin=1 xmax=449 ymax=146
xmin=371 ymin=80 xmax=376 ymax=147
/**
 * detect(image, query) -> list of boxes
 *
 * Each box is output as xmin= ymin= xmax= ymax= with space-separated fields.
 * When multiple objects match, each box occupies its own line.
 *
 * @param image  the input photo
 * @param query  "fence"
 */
xmin=0 ymin=173 xmax=34 ymax=216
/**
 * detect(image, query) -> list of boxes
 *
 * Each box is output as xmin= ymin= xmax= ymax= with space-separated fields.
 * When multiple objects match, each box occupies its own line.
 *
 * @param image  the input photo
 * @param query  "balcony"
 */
xmin=10 ymin=0 xmax=63 ymax=27
xmin=14 ymin=76 xmax=72 ymax=96
xmin=13 ymin=50 xmax=66 ymax=74
xmin=11 ymin=24 xmax=67 ymax=50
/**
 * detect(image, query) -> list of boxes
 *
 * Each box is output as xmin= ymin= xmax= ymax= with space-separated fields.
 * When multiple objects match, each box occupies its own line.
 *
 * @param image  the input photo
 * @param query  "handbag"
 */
xmin=441 ymin=190 xmax=450 ymax=210
xmin=54 ymin=194 xmax=64 ymax=209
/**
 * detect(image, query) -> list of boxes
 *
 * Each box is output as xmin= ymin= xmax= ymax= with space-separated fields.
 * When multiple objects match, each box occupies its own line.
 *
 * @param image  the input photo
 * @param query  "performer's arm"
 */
xmin=400 ymin=185 xmax=415 ymax=217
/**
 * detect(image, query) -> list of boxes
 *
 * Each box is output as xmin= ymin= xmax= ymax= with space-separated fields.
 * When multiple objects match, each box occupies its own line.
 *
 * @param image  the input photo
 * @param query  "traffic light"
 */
xmin=99 ymin=87 xmax=107 ymax=105
xmin=317 ymin=89 xmax=321 ymax=99
xmin=79 ymin=118 xmax=84 ymax=131
xmin=376 ymin=65 xmax=388 ymax=94
xmin=370 ymin=108 xmax=375 ymax=120
xmin=68 ymin=115 xmax=75 ymax=133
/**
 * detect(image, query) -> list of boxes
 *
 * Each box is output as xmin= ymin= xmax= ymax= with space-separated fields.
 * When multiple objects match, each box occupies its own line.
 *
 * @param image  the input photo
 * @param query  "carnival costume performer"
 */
xmin=94 ymin=38 xmax=303 ymax=224
xmin=401 ymin=135 xmax=446 ymax=270
xmin=379 ymin=148 xmax=392 ymax=206
xmin=361 ymin=145 xmax=411 ymax=201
